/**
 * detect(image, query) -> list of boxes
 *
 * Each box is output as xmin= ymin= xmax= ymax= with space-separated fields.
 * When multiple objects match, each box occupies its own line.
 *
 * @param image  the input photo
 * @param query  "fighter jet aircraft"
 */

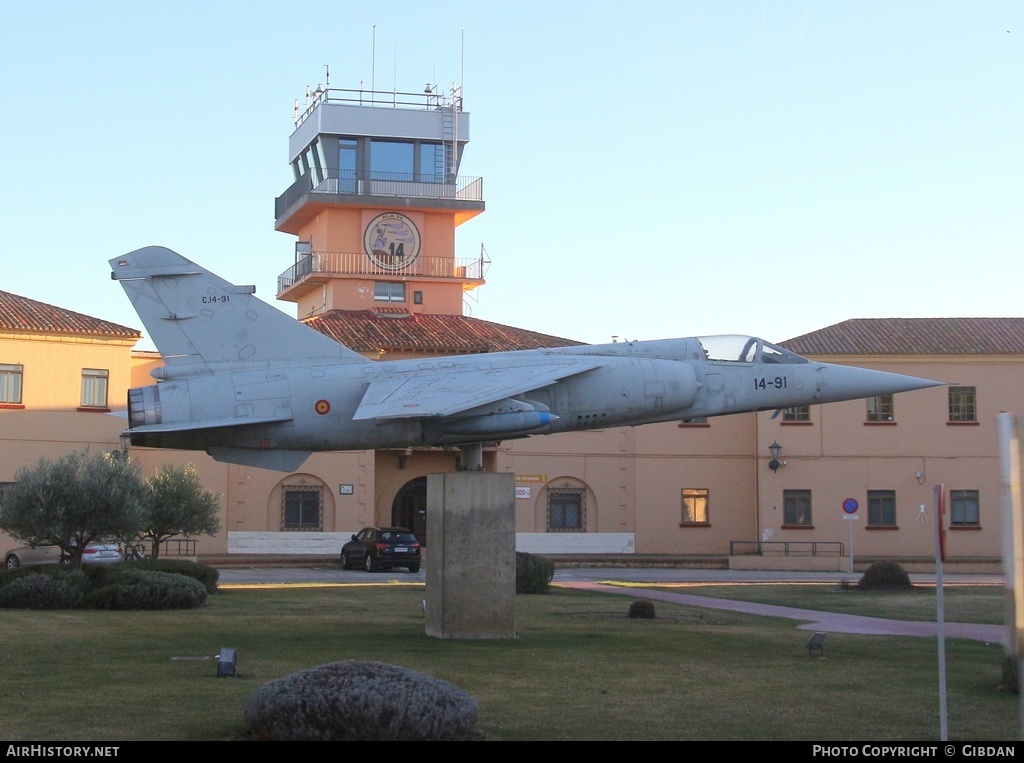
xmin=110 ymin=246 xmax=941 ymax=471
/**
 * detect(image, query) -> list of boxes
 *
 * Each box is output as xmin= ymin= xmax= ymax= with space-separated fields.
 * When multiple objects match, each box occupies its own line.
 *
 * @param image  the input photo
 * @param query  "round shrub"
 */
xmin=628 ymin=599 xmax=656 ymax=619
xmin=516 ymin=551 xmax=555 ymax=594
xmin=244 ymin=661 xmax=480 ymax=741
xmin=83 ymin=569 xmax=208 ymax=610
xmin=858 ymin=560 xmax=912 ymax=590
xmin=0 ymin=570 xmax=88 ymax=609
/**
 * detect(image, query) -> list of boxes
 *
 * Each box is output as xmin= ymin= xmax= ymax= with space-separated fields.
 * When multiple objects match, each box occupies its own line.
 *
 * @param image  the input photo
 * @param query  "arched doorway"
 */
xmin=392 ymin=476 xmax=427 ymax=545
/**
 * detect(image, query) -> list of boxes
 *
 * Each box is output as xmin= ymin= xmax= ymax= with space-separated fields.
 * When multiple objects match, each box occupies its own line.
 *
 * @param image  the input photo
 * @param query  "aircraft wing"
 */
xmin=353 ymin=363 xmax=600 ymax=421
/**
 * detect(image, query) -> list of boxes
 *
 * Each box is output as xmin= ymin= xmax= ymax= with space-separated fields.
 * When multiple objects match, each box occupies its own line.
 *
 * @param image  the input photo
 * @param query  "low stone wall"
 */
xmin=228 ymin=531 xmax=352 ymax=555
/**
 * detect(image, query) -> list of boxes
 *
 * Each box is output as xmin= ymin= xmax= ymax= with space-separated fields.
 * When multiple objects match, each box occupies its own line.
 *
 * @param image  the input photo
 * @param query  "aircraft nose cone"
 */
xmin=819 ymin=364 xmax=943 ymax=403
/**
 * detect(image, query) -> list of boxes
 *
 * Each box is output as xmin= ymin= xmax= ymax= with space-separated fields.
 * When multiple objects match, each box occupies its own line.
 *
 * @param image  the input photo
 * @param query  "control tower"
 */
xmin=274 ymin=83 xmax=485 ymax=321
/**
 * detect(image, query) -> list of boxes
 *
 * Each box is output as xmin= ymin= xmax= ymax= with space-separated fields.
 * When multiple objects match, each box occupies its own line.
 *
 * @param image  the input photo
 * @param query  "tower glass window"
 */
xmin=418 ymin=143 xmax=446 ymax=182
xmin=370 ymin=141 xmax=415 ymax=179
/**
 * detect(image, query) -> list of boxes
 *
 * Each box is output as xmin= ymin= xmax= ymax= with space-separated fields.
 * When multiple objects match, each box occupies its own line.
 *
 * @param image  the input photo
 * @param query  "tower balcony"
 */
xmin=278 ymin=250 xmax=487 ymax=301
xmin=275 ymin=170 xmax=485 ymax=233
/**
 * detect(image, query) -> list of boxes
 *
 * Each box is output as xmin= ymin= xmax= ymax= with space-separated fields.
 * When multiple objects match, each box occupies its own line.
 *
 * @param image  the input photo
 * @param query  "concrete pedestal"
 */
xmin=425 ymin=471 xmax=516 ymax=639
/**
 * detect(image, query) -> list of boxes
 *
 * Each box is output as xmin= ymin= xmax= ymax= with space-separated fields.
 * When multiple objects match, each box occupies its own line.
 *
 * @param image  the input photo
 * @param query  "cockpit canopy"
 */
xmin=696 ymin=335 xmax=808 ymax=365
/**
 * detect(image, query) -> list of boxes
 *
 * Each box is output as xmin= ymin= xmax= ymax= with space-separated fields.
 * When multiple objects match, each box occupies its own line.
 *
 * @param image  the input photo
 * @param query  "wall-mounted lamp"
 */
xmin=111 ymin=432 xmax=132 ymax=462
xmin=768 ymin=441 xmax=783 ymax=473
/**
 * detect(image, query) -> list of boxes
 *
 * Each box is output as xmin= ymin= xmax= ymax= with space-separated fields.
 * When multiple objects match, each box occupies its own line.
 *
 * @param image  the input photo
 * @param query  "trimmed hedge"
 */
xmin=0 ymin=565 xmax=208 ymax=610
xmin=83 ymin=569 xmax=207 ymax=610
xmin=245 ymin=661 xmax=480 ymax=741
xmin=0 ymin=563 xmax=64 ymax=589
xmin=120 ymin=558 xmax=219 ymax=593
xmin=0 ymin=571 xmax=88 ymax=609
xmin=516 ymin=551 xmax=555 ymax=594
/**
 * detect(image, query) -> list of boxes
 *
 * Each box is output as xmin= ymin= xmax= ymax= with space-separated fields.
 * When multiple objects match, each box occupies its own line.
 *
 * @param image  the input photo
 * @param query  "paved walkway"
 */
xmin=557 ymin=581 xmax=1006 ymax=644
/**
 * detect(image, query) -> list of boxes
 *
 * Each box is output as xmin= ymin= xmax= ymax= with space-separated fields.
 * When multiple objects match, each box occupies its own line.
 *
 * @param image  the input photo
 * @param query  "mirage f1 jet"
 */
xmin=110 ymin=246 xmax=941 ymax=471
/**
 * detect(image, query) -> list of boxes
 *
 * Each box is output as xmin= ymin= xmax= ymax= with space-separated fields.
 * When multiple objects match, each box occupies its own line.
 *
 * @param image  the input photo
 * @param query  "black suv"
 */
xmin=341 ymin=527 xmax=421 ymax=573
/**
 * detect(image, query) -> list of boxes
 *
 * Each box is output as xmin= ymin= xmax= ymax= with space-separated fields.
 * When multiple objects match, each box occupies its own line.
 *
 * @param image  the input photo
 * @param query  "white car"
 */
xmin=4 ymin=543 xmax=124 ymax=569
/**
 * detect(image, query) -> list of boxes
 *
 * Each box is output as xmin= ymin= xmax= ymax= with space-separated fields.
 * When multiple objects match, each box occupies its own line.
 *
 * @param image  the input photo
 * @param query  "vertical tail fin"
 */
xmin=110 ymin=246 xmax=368 ymax=375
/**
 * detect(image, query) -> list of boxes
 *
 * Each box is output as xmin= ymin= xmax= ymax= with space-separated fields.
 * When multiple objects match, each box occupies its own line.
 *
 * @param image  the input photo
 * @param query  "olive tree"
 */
xmin=0 ymin=450 xmax=146 ymax=568
xmin=140 ymin=464 xmax=221 ymax=559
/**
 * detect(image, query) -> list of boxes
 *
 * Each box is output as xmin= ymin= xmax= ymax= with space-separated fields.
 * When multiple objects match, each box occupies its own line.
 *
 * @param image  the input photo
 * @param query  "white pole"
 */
xmin=997 ymin=413 xmax=1024 ymax=739
xmin=848 ymin=518 xmax=854 ymax=574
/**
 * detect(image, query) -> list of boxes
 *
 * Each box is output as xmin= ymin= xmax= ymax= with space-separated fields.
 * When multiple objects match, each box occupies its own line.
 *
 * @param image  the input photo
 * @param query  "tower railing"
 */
xmin=295 ymin=86 xmax=463 ymax=128
xmin=278 ymin=251 xmax=486 ymax=295
xmin=276 ymin=171 xmax=483 ymax=220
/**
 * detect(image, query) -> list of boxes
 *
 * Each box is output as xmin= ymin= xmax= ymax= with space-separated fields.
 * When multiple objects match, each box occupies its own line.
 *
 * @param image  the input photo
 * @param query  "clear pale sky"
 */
xmin=1 ymin=1 xmax=1020 ymax=350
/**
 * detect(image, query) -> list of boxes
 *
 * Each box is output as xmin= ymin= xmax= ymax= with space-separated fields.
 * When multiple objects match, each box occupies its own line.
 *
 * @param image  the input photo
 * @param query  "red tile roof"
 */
xmin=782 ymin=318 xmax=1024 ymax=356
xmin=302 ymin=310 xmax=584 ymax=354
xmin=0 ymin=289 xmax=141 ymax=339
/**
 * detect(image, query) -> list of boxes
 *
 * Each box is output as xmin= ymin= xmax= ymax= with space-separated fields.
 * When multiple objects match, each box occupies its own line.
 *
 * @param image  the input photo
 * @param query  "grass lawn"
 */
xmin=0 ymin=583 xmax=1016 ymax=741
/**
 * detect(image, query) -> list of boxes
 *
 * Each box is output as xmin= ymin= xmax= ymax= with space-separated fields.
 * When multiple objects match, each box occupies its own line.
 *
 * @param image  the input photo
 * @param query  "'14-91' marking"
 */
xmin=755 ymin=377 xmax=787 ymax=390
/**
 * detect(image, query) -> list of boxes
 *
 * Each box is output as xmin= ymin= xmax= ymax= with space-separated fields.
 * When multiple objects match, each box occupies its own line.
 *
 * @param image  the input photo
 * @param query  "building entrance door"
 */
xmin=392 ymin=476 xmax=427 ymax=545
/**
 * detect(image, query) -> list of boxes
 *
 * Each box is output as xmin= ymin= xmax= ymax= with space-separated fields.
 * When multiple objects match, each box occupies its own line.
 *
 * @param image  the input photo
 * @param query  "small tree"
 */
xmin=141 ymin=464 xmax=221 ymax=559
xmin=0 ymin=450 xmax=146 ymax=568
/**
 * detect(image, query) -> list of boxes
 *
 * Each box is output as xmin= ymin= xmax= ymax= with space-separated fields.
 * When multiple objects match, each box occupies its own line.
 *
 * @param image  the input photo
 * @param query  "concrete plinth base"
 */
xmin=425 ymin=471 xmax=516 ymax=639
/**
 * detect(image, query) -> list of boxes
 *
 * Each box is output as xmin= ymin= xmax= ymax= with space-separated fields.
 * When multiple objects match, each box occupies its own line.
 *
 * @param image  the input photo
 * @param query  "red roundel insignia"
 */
xmin=315 ymin=399 xmax=331 ymax=415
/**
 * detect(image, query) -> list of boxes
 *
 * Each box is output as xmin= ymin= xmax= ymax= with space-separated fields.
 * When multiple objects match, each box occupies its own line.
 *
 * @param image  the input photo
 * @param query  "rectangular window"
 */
xmin=548 ymin=487 xmax=584 ymax=531
xmin=81 ymin=368 xmax=109 ymax=409
xmin=370 ymin=140 xmax=415 ymax=180
xmin=374 ymin=282 xmax=406 ymax=302
xmin=950 ymin=490 xmax=980 ymax=527
xmin=282 ymin=487 xmax=323 ymax=530
xmin=949 ymin=386 xmax=977 ymax=422
xmin=783 ymin=490 xmax=812 ymax=526
xmin=681 ymin=488 xmax=709 ymax=525
xmin=418 ymin=142 xmax=447 ymax=182
xmin=868 ymin=490 xmax=897 ymax=527
xmin=0 ymin=364 xmax=23 ymax=404
xmin=866 ymin=394 xmax=894 ymax=422
xmin=783 ymin=406 xmax=810 ymax=422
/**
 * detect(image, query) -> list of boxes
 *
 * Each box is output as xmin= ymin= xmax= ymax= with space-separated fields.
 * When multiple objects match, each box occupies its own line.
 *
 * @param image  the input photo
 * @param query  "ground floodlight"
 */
xmin=217 ymin=647 xmax=237 ymax=677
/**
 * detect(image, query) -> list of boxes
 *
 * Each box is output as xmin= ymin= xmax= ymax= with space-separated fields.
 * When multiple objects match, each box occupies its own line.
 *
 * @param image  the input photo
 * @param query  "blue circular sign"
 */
xmin=842 ymin=498 xmax=859 ymax=514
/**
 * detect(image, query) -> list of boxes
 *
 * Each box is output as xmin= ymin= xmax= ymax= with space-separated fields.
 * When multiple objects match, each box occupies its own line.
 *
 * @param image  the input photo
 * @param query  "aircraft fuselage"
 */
xmin=111 ymin=247 xmax=941 ymax=471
